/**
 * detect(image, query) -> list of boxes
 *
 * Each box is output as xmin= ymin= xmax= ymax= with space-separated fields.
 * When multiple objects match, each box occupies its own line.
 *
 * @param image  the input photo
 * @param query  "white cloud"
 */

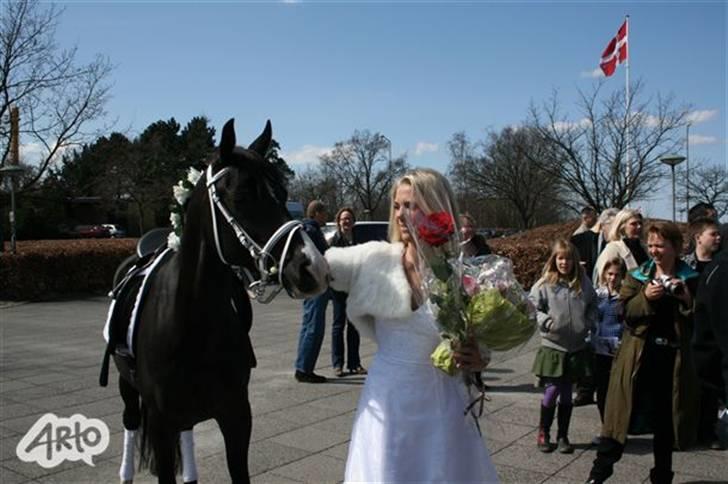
xmin=18 ymin=142 xmax=71 ymax=164
xmin=689 ymin=134 xmax=718 ymax=145
xmin=281 ymin=145 xmax=332 ymax=165
xmin=686 ymin=109 xmax=718 ymax=124
xmin=553 ymin=118 xmax=592 ymax=132
xmin=414 ymin=141 xmax=438 ymax=156
xmin=281 ymin=0 xmax=300 ymax=3
xmin=580 ymin=68 xmax=604 ymax=79
xmin=643 ymin=114 xmax=661 ymax=128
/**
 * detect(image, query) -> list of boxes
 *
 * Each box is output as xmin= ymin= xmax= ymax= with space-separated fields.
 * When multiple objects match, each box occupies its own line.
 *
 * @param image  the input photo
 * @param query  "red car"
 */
xmin=74 ymin=224 xmax=111 ymax=238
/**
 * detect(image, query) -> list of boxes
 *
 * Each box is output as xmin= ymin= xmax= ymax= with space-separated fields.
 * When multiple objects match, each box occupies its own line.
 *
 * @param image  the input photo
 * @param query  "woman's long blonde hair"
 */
xmin=388 ymin=168 xmax=460 ymax=244
xmin=541 ymin=239 xmax=583 ymax=293
xmin=607 ymin=208 xmax=643 ymax=242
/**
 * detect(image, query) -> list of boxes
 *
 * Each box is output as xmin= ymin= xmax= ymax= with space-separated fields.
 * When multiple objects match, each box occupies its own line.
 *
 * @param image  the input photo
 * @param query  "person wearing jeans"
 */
xmin=329 ymin=207 xmax=366 ymax=377
xmin=294 ymin=200 xmax=330 ymax=384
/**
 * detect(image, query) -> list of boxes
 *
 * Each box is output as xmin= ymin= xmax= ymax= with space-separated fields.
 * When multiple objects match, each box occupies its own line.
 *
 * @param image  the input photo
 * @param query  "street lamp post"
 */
xmin=0 ymin=165 xmax=25 ymax=254
xmin=660 ymin=154 xmax=686 ymax=222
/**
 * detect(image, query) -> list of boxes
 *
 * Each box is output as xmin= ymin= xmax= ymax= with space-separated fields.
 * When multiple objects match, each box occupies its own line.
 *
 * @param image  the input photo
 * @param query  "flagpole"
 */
xmin=625 ymin=15 xmax=630 ymax=206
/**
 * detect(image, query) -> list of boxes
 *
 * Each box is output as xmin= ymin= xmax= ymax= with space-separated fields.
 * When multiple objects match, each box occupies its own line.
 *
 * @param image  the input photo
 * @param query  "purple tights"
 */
xmin=542 ymin=380 xmax=573 ymax=408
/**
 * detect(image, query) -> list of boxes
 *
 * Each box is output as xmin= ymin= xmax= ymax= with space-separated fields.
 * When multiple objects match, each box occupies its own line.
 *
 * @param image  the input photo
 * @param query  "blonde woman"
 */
xmin=325 ymin=168 xmax=499 ymax=483
xmin=592 ymin=208 xmax=647 ymax=282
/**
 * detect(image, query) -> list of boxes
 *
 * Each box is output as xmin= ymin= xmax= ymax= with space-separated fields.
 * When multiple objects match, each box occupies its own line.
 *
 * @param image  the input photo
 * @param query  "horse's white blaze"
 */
xmin=294 ymin=232 xmax=329 ymax=298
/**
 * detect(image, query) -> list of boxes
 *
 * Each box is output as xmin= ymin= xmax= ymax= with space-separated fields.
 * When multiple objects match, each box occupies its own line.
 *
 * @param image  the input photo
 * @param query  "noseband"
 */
xmin=206 ymin=165 xmax=302 ymax=303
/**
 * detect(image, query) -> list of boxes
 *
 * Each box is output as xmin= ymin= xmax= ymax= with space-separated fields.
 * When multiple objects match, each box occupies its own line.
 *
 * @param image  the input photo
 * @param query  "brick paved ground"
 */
xmin=1 ymin=297 xmax=726 ymax=483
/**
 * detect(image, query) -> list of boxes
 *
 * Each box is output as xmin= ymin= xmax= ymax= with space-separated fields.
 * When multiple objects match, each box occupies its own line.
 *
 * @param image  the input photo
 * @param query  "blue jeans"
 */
xmin=331 ymin=291 xmax=361 ymax=370
xmin=295 ymin=289 xmax=330 ymax=374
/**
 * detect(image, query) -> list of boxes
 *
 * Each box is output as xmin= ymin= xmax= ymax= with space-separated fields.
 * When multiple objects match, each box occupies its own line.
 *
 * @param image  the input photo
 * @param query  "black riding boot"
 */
xmin=538 ymin=405 xmax=556 ymax=452
xmin=649 ymin=467 xmax=674 ymax=484
xmin=557 ymin=404 xmax=575 ymax=453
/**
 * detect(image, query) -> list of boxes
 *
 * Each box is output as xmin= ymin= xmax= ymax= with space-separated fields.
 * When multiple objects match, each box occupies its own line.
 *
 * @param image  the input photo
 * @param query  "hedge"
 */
xmin=0 ymin=218 xmax=685 ymax=301
xmin=0 ymin=239 xmax=136 ymax=300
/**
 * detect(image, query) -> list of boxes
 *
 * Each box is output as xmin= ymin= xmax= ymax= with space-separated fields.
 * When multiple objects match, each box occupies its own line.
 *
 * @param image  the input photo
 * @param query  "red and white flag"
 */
xmin=600 ymin=20 xmax=628 ymax=77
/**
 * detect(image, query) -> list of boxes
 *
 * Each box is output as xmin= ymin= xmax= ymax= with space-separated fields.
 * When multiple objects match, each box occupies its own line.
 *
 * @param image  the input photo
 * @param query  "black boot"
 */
xmin=557 ymin=404 xmax=575 ymax=453
xmin=649 ymin=467 xmax=674 ymax=484
xmin=538 ymin=405 xmax=557 ymax=452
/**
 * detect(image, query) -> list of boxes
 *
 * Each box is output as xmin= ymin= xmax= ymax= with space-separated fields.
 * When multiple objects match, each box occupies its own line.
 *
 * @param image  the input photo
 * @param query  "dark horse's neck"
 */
xmin=175 ymin=182 xmax=248 ymax=321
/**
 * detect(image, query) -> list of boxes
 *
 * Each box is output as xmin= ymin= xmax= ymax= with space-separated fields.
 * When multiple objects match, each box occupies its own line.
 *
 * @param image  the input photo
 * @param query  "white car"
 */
xmin=102 ymin=224 xmax=127 ymax=238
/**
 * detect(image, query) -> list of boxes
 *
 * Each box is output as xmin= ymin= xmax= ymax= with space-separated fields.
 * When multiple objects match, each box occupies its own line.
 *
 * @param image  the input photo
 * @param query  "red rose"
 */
xmin=416 ymin=212 xmax=455 ymax=247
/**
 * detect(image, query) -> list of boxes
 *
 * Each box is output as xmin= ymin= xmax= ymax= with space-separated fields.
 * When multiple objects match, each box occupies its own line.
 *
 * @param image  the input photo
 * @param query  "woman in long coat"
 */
xmin=587 ymin=221 xmax=700 ymax=484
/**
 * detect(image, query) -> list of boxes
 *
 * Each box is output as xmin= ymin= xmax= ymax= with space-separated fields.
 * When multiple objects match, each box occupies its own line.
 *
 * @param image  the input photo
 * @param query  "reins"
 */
xmin=206 ymin=164 xmax=302 ymax=303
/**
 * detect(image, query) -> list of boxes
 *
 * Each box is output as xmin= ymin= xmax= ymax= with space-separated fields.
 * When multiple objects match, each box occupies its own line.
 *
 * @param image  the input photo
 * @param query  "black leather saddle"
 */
xmin=99 ymin=228 xmax=173 ymax=387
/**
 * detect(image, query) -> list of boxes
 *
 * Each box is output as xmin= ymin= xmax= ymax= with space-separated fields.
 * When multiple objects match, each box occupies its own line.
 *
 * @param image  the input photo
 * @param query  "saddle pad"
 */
xmin=103 ymin=248 xmax=173 ymax=356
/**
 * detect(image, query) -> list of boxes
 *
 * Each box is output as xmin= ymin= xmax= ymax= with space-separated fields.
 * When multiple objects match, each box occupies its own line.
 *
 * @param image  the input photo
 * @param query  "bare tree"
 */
xmin=319 ymin=130 xmax=408 ymax=220
xmin=0 ymin=0 xmax=112 ymax=191
xmin=449 ymin=127 xmax=565 ymax=229
xmin=528 ymin=81 xmax=689 ymax=211
xmin=288 ymin=166 xmax=346 ymax=218
xmin=677 ymin=162 xmax=728 ymax=219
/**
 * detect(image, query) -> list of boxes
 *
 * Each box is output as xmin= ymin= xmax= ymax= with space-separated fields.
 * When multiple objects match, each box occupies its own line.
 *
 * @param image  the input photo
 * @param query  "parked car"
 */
xmin=102 ymin=224 xmax=127 ymax=238
xmin=286 ymin=201 xmax=304 ymax=220
xmin=322 ymin=221 xmax=389 ymax=245
xmin=74 ymin=224 xmax=111 ymax=238
xmin=352 ymin=221 xmax=388 ymax=244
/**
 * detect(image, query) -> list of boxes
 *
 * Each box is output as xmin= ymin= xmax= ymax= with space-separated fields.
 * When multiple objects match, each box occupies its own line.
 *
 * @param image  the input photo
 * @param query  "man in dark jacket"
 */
xmin=294 ymin=200 xmax=330 ymax=383
xmin=693 ymin=250 xmax=728 ymax=447
xmin=571 ymin=208 xmax=618 ymax=408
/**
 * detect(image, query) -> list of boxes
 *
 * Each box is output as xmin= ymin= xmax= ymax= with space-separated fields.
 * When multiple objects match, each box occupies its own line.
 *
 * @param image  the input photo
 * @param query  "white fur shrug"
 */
xmin=325 ymin=241 xmax=415 ymax=340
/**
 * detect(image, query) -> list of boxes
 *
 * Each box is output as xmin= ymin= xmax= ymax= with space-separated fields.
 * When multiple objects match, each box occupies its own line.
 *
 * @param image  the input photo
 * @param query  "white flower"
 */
xmin=173 ymin=184 xmax=191 ymax=206
xmin=167 ymin=232 xmax=181 ymax=251
xmin=170 ymin=212 xmax=182 ymax=229
xmin=187 ymin=167 xmax=202 ymax=186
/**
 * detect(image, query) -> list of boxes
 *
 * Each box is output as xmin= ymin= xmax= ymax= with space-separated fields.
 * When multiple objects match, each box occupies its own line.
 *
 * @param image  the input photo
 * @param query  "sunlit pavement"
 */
xmin=1 ymin=297 xmax=726 ymax=483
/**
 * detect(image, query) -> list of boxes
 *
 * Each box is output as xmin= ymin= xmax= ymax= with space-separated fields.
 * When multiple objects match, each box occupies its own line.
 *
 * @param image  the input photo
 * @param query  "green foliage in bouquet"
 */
xmin=467 ymin=288 xmax=535 ymax=351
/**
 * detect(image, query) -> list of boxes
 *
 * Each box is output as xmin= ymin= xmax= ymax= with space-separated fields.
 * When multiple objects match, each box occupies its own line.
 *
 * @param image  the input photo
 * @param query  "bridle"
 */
xmin=206 ymin=164 xmax=304 ymax=303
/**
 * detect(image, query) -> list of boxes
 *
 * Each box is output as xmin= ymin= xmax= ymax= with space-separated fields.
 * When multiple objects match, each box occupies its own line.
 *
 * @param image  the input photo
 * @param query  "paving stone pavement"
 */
xmin=1 ymin=297 xmax=726 ymax=483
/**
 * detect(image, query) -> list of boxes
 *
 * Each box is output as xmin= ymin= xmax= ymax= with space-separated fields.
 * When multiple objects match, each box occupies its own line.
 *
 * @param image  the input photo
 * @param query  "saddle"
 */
xmin=99 ymin=231 xmax=172 ymax=387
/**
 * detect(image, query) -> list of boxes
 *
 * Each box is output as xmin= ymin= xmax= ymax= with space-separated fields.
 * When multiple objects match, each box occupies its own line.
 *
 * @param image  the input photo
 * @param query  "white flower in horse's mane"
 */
xmin=167 ymin=231 xmax=181 ymax=252
xmin=168 ymin=166 xmax=203 ymax=251
xmin=187 ymin=167 xmax=202 ymax=185
xmin=173 ymin=183 xmax=191 ymax=206
xmin=170 ymin=212 xmax=182 ymax=229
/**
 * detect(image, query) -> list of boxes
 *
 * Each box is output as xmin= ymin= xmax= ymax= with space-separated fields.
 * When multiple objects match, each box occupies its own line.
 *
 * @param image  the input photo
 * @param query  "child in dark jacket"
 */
xmin=592 ymin=257 xmax=626 ymax=424
xmin=530 ymin=239 xmax=597 ymax=453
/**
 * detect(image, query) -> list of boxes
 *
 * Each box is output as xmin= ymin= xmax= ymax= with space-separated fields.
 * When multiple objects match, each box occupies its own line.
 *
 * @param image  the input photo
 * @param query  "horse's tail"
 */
xmin=138 ymin=403 xmax=181 ymax=477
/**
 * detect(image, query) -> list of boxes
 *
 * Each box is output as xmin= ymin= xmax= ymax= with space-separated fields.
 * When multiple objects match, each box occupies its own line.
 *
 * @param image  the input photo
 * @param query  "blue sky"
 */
xmin=53 ymin=0 xmax=726 ymax=219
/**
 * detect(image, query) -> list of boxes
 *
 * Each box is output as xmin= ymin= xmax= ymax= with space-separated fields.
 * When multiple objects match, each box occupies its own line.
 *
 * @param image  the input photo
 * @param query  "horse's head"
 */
xmin=203 ymin=119 xmax=328 ymax=300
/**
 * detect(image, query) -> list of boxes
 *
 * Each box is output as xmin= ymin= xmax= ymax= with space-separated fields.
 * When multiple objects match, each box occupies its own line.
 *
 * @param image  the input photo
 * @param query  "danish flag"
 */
xmin=600 ymin=20 xmax=628 ymax=77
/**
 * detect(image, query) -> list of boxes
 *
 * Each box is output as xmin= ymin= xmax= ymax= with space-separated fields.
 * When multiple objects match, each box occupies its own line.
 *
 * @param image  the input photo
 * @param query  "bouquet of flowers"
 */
xmin=406 ymin=210 xmax=536 ymax=409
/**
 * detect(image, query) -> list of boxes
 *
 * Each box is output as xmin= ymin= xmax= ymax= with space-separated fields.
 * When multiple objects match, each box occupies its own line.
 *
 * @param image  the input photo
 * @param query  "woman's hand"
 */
xmin=670 ymin=278 xmax=692 ymax=307
xmin=453 ymin=340 xmax=488 ymax=372
xmin=644 ymin=281 xmax=665 ymax=301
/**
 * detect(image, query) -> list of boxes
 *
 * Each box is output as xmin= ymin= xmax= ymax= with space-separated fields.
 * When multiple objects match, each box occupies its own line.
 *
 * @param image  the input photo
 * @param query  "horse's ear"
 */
xmin=219 ymin=118 xmax=236 ymax=163
xmin=248 ymin=120 xmax=272 ymax=158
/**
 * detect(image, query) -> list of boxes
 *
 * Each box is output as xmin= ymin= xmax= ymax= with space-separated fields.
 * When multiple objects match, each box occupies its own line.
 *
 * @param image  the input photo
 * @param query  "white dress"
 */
xmin=344 ymin=303 xmax=500 ymax=484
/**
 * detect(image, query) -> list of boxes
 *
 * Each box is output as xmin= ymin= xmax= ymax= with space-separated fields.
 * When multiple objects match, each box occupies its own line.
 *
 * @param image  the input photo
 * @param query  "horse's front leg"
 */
xmin=215 ymin=391 xmax=252 ymax=484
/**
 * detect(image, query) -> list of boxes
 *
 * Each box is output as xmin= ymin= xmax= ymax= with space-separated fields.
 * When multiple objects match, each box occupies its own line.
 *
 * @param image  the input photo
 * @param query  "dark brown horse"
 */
xmin=108 ymin=119 xmax=328 ymax=483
